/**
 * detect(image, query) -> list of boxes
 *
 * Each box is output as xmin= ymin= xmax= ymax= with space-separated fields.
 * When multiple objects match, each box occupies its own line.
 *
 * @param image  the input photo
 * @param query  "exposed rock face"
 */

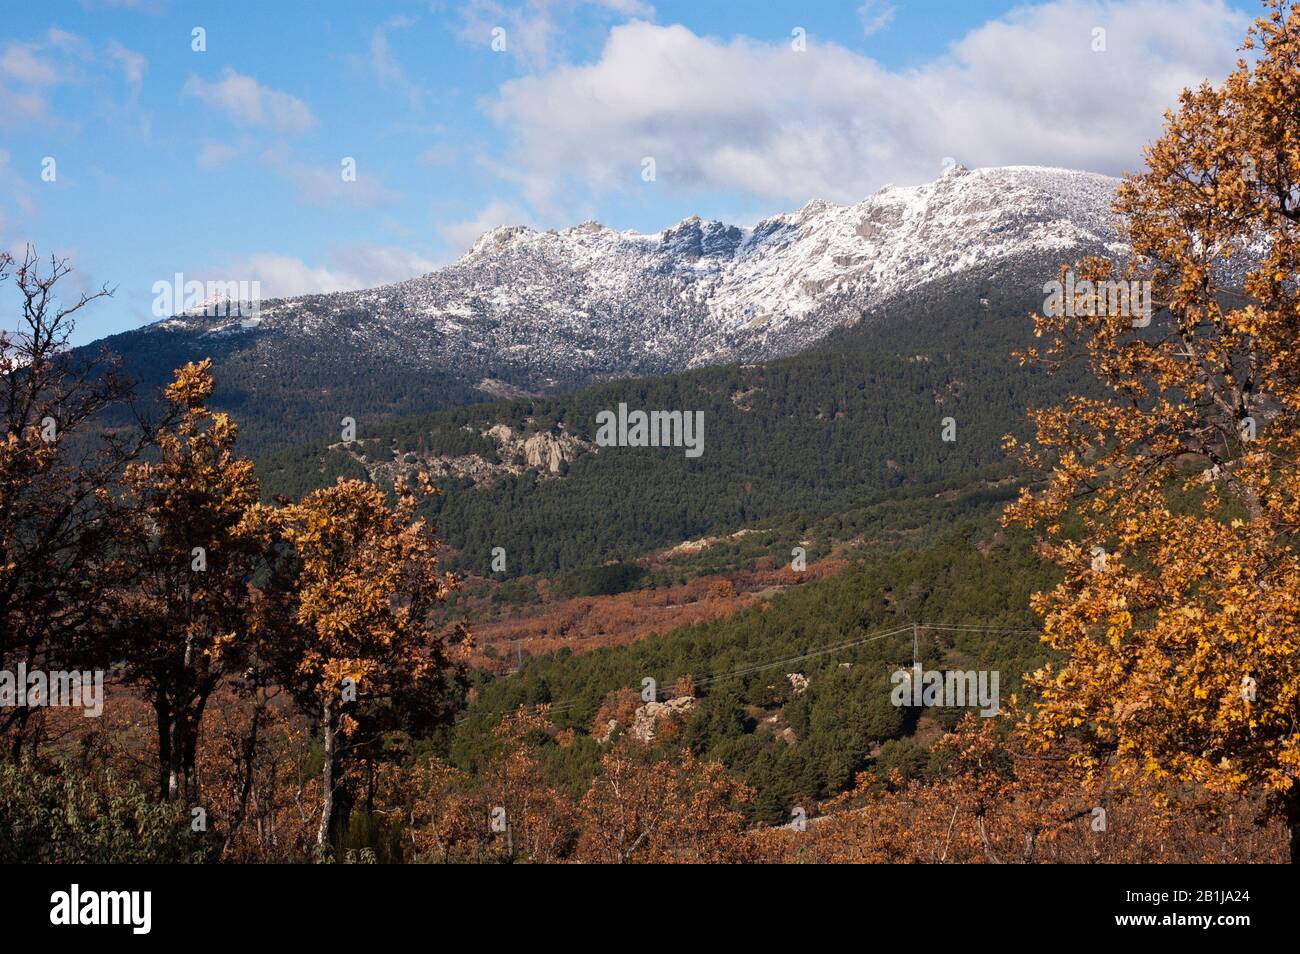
xmin=787 ymin=673 xmax=810 ymax=696
xmin=487 ymin=424 xmax=591 ymax=475
xmin=524 ymin=434 xmax=563 ymax=472
xmin=596 ymin=718 xmax=620 ymax=745
xmin=348 ymin=423 xmax=594 ymax=488
xmin=629 ymin=696 xmax=696 ymax=743
xmin=475 ymin=378 xmax=538 ymax=400
xmin=661 ymin=527 xmax=758 ymax=558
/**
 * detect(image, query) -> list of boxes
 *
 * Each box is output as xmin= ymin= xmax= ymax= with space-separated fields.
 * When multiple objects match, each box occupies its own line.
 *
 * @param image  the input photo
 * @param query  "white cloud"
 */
xmin=207 ymin=244 xmax=439 ymax=299
xmin=183 ymin=68 xmax=315 ymax=134
xmin=364 ymin=15 xmax=423 ymax=105
xmin=0 ymin=85 xmax=48 ymax=127
xmin=336 ymin=244 xmax=439 ymax=284
xmin=0 ymin=149 xmax=38 ymax=252
xmin=488 ymin=0 xmax=1249 ymax=207
xmin=857 ymin=1 xmax=897 ymax=36
xmin=438 ymin=199 xmax=535 ymax=254
xmin=261 ymin=145 xmax=396 ymax=208
xmin=195 ymin=140 xmax=242 ymax=169
xmin=106 ymin=40 xmax=146 ymax=95
xmin=459 ymin=0 xmax=655 ymax=69
xmin=0 ymin=29 xmax=148 ymax=128
xmin=0 ymin=28 xmax=82 ymax=126
xmin=0 ymin=43 xmax=61 ymax=86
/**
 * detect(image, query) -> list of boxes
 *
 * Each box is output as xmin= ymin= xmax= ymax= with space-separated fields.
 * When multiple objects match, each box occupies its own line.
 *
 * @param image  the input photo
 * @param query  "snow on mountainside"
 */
xmin=149 ymin=164 xmax=1122 ymax=393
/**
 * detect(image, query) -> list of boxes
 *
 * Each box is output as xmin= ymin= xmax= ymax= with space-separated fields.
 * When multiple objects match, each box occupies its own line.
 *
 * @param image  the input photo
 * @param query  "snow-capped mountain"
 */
xmin=94 ymin=164 xmax=1124 ymax=454
xmin=150 ymin=165 xmax=1120 ymax=384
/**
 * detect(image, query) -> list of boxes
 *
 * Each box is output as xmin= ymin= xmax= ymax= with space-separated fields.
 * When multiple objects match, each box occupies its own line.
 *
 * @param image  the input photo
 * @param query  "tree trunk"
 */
xmin=7 ymin=706 xmax=31 ymax=762
xmin=156 ymin=699 xmax=173 ymax=802
xmin=221 ymin=693 xmax=265 ymax=859
xmin=179 ymin=690 xmax=211 ymax=804
xmin=317 ymin=702 xmax=336 ymax=852
xmin=168 ymin=712 xmax=185 ymax=801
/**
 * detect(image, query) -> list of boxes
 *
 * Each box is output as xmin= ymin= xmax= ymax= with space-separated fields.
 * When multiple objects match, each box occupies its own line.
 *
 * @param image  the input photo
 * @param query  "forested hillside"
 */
xmin=447 ymin=526 xmax=1056 ymax=824
xmin=259 ymin=256 xmax=1097 ymax=577
xmin=87 ymin=317 xmax=501 ymax=457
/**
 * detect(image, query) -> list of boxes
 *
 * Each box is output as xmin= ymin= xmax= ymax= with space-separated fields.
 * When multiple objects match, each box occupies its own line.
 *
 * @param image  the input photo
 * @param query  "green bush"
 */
xmin=0 ymin=760 xmax=213 ymax=863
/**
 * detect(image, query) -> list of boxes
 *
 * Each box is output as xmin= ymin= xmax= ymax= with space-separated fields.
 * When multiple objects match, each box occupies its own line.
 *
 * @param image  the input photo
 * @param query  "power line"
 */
xmin=455 ymin=620 xmax=1039 ymax=727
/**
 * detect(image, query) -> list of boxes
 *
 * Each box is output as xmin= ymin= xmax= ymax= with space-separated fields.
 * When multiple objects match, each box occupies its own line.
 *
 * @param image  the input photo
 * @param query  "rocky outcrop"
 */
xmin=629 ymin=696 xmax=696 ymax=744
xmin=347 ymin=422 xmax=594 ymax=489
xmin=596 ymin=718 xmax=620 ymax=745
xmin=486 ymin=424 xmax=592 ymax=475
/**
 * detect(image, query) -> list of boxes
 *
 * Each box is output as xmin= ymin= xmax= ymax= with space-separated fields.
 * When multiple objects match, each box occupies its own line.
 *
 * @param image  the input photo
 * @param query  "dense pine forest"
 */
xmin=449 ymin=528 xmax=1056 ymax=825
xmin=258 ymin=258 xmax=1097 ymax=578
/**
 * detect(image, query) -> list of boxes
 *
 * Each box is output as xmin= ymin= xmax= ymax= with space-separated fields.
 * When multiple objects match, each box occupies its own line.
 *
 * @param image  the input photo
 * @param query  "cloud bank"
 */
xmin=489 ymin=0 xmax=1249 ymax=206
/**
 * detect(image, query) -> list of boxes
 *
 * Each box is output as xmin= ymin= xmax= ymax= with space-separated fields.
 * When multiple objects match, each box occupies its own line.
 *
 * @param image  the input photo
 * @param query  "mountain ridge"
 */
xmin=94 ymin=164 xmax=1124 ymax=455
xmin=151 ymin=164 xmax=1122 ymax=371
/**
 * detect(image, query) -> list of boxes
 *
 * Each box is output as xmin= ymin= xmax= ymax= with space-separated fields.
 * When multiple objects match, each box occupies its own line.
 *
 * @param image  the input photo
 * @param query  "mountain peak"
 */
xmin=469 ymin=224 xmax=534 ymax=255
xmin=147 ymin=164 xmax=1123 ymax=416
xmin=567 ymin=219 xmax=613 ymax=234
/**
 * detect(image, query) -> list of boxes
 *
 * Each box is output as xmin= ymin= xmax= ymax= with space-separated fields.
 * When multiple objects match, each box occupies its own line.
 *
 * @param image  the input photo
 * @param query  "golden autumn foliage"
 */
xmin=576 ymin=739 xmax=754 ymax=863
xmin=371 ymin=706 xmax=752 ymax=864
xmin=373 ymin=706 xmax=578 ymax=863
xmin=260 ymin=476 xmax=470 ymax=850
xmin=754 ymin=715 xmax=1286 ymax=864
xmin=591 ymin=687 xmax=643 ymax=739
xmin=1004 ymin=0 xmax=1300 ymax=859
xmin=4 ymin=291 xmax=1290 ymax=863
xmin=8 ymin=1 xmax=1300 ymax=865
xmin=107 ymin=359 xmax=267 ymax=802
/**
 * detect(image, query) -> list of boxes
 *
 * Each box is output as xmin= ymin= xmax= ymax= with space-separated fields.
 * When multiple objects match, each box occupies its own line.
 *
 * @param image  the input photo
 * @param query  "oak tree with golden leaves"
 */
xmin=1005 ymin=0 xmax=1300 ymax=859
xmin=470 ymin=706 xmax=579 ymax=863
xmin=106 ymin=359 xmax=267 ymax=802
xmin=261 ymin=476 xmax=469 ymax=851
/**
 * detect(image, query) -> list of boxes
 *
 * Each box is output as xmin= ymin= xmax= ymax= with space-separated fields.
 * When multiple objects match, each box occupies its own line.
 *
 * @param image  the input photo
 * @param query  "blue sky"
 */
xmin=0 ymin=0 xmax=1261 ymax=342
